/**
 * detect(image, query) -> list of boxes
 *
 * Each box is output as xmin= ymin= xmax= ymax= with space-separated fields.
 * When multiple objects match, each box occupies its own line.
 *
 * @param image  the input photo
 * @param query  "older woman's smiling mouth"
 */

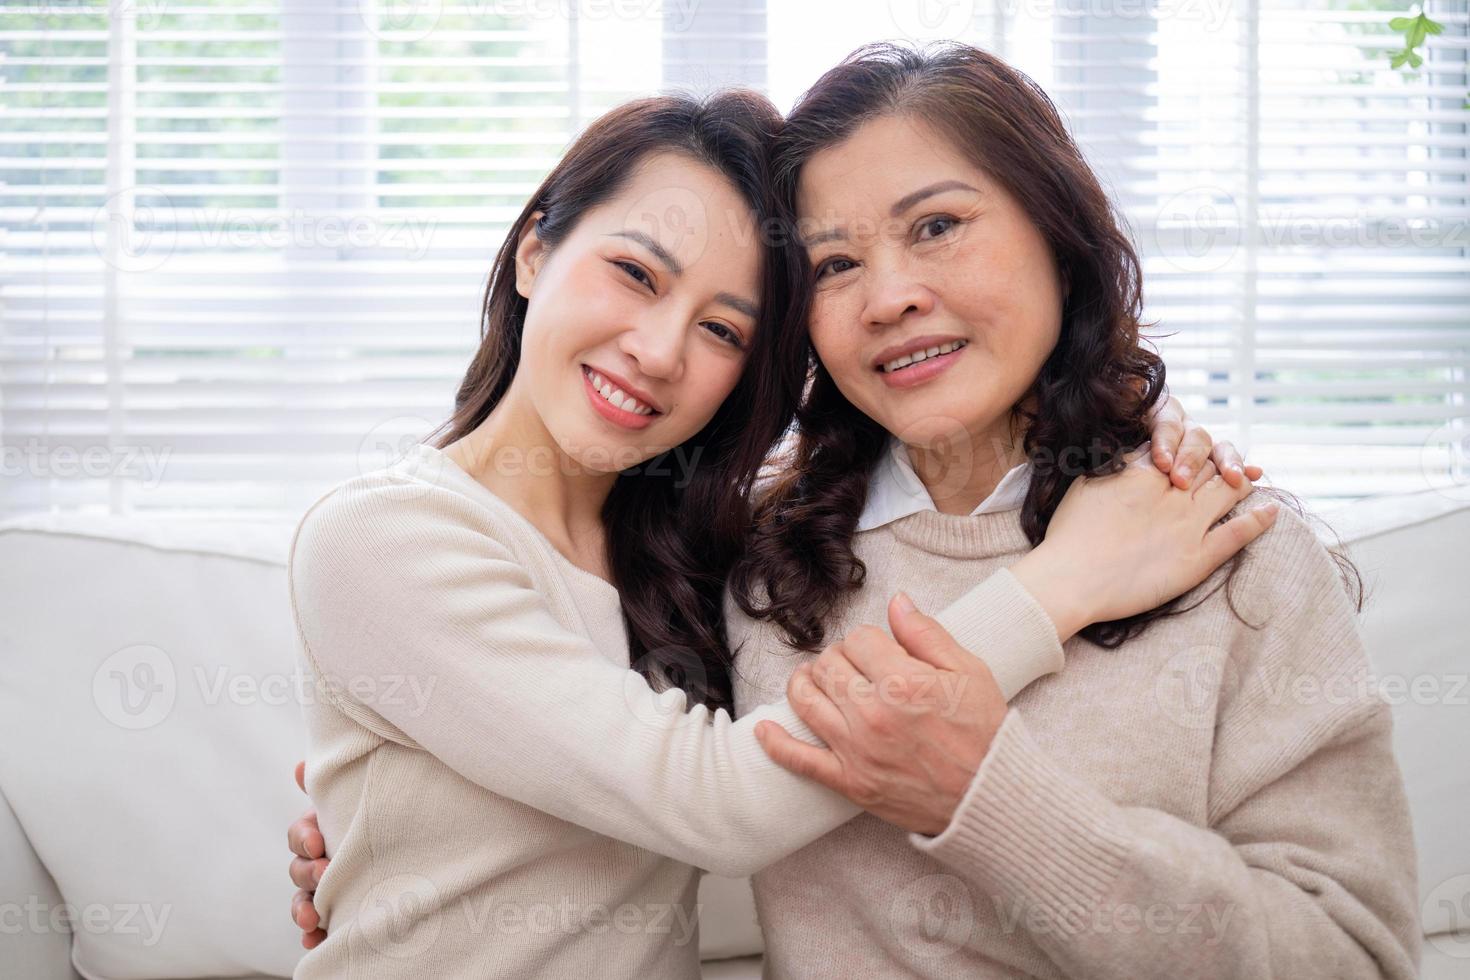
xmin=873 ymin=336 xmax=969 ymax=388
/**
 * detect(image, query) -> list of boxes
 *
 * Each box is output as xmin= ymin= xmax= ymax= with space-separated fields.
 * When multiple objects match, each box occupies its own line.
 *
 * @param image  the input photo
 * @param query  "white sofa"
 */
xmin=0 ymin=492 xmax=1466 ymax=979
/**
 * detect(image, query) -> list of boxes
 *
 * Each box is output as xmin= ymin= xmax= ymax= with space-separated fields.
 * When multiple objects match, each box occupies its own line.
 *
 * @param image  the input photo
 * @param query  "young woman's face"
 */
xmin=514 ymin=151 xmax=762 ymax=472
xmin=796 ymin=113 xmax=1065 ymax=452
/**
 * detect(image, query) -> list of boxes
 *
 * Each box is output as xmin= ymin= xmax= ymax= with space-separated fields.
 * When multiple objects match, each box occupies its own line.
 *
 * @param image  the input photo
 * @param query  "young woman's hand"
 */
xmin=1146 ymin=393 xmax=1262 ymax=489
xmin=1009 ymin=445 xmax=1279 ymax=643
xmin=287 ymin=760 xmax=328 ymax=950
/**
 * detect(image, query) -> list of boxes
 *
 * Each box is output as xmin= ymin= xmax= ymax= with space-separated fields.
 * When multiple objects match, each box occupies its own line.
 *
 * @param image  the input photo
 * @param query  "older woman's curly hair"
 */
xmin=729 ymin=42 xmax=1354 ymax=653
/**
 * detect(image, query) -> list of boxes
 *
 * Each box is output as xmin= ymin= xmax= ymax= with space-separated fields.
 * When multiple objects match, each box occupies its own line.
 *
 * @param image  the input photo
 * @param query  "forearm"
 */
xmin=932 ymin=565 xmax=1066 ymax=699
xmin=910 ymin=709 xmax=1420 ymax=980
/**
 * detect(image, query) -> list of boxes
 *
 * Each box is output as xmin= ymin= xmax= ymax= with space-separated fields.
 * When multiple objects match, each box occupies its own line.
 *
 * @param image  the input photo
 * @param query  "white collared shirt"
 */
xmin=857 ymin=437 xmax=1032 ymax=532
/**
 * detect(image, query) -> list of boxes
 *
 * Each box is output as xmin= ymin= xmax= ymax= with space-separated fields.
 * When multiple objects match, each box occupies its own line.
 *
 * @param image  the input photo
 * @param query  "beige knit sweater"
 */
xmin=730 ymin=501 xmax=1422 ymax=979
xmin=285 ymin=442 xmax=1065 ymax=979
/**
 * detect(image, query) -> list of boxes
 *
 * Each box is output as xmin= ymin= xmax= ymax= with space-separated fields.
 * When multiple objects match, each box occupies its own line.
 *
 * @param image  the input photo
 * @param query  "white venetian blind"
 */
xmin=4 ymin=0 xmax=1465 ymax=518
xmin=0 ymin=0 xmax=701 ymax=519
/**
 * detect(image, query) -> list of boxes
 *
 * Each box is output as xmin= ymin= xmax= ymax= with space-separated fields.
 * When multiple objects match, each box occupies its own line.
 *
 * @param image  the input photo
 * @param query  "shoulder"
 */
xmin=1227 ymin=488 xmax=1359 ymax=621
xmin=289 ymin=458 xmax=533 ymax=596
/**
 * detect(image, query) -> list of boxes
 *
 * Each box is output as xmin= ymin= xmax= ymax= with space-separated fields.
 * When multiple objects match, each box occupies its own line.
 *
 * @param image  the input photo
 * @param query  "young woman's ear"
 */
xmin=514 ymin=211 xmax=548 ymax=299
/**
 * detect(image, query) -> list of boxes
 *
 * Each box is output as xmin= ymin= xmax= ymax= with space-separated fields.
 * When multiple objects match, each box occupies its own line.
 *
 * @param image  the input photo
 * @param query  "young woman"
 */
xmin=729 ymin=42 xmax=1421 ymax=978
xmin=282 ymin=89 xmax=1268 ymax=978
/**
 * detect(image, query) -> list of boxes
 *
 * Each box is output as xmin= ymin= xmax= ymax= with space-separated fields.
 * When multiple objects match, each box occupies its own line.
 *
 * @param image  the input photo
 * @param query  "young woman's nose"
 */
xmin=616 ymin=311 xmax=685 ymax=383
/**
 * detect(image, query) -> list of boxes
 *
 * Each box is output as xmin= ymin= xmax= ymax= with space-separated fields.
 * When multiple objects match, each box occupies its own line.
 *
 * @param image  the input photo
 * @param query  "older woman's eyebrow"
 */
xmin=889 ymin=180 xmax=980 ymax=217
xmin=608 ymin=230 xmax=684 ymax=276
xmin=799 ymin=180 xmax=982 ymax=248
xmin=799 ymin=226 xmax=847 ymax=248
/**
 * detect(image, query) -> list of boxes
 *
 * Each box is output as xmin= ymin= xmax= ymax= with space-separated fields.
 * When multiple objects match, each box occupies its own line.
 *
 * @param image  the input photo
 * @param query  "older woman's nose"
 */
xmin=862 ymin=264 xmax=936 ymax=328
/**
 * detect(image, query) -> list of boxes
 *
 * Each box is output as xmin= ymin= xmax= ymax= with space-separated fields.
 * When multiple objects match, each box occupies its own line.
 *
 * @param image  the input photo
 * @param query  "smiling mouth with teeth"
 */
xmin=879 ymin=339 xmax=968 ymax=373
xmin=583 ymin=365 xmax=658 ymax=416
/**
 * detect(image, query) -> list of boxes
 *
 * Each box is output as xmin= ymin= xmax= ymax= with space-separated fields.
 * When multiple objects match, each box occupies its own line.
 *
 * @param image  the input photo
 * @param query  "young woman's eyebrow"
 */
xmin=715 ymin=292 xmax=758 ymax=320
xmin=607 ymin=230 xmax=683 ymax=276
xmin=608 ymin=231 xmax=754 ymax=318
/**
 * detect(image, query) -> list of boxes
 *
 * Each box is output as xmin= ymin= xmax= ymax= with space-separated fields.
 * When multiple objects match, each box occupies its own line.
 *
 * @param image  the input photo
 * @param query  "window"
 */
xmin=2 ymin=0 xmax=1465 ymax=518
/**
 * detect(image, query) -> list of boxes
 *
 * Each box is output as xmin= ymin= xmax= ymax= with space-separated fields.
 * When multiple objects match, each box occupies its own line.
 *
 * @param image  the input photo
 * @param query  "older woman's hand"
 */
xmin=755 ymin=593 xmax=1007 ymax=836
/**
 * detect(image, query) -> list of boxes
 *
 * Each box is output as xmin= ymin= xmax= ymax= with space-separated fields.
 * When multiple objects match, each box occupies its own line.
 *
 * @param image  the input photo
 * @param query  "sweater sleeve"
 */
xmin=728 ymin=565 xmax=1065 ymax=712
xmin=908 ymin=508 xmax=1422 ymax=979
xmin=933 ymin=565 xmax=1065 ymax=700
xmin=292 ymin=480 xmax=1060 ymax=884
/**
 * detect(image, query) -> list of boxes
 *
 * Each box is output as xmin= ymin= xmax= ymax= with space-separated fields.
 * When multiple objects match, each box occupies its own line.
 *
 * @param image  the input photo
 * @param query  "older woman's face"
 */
xmin=796 ymin=113 xmax=1065 ymax=452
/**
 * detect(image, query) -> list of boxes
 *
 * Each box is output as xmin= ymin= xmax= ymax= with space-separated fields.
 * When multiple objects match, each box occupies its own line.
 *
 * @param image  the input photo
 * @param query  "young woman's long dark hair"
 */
xmin=426 ymin=93 xmax=808 ymax=712
xmin=730 ymin=41 xmax=1359 ymax=653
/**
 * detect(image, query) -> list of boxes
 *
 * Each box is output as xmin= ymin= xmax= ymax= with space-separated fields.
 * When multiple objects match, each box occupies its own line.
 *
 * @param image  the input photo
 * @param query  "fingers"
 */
xmin=886 ymin=595 xmax=966 ymax=673
xmin=287 ymin=811 xmax=324 ymax=860
xmin=1202 ymin=501 xmax=1280 ymax=567
xmin=1171 ymin=423 xmax=1214 ymax=489
xmin=1145 ymin=395 xmax=1185 ymax=473
xmin=787 ymin=664 xmax=851 ymax=740
xmin=290 ymin=855 xmax=328 ymax=891
xmin=810 ymin=647 xmax=868 ymax=706
xmin=1185 ymin=458 xmax=1218 ymax=496
xmin=1193 ymin=461 xmax=1252 ymax=511
xmin=754 ymin=720 xmax=845 ymax=788
xmin=1208 ymin=440 xmax=1250 ymax=488
xmin=840 ymin=623 xmax=910 ymax=682
xmin=292 ymin=888 xmax=319 ymax=932
xmin=302 ymin=928 xmax=326 ymax=951
xmin=295 ymin=760 xmax=306 ymax=794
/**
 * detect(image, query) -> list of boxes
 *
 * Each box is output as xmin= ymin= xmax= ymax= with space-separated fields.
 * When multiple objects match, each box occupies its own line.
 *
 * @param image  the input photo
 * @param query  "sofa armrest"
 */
xmin=0 ymin=784 xmax=81 ymax=980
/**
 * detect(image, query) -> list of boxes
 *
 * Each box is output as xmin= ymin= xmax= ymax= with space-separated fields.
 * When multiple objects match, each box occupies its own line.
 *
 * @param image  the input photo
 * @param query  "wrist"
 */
xmin=1008 ymin=548 xmax=1093 ymax=643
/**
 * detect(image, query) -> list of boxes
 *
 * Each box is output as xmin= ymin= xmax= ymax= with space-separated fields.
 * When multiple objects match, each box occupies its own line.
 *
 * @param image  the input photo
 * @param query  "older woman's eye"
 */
xmin=918 ymin=217 xmax=957 ymax=240
xmin=815 ymin=257 xmax=855 ymax=279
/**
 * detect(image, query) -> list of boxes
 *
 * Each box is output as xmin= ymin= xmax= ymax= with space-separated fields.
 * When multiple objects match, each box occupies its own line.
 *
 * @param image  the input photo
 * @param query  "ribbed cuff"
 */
xmin=909 ymin=709 xmax=1133 ymax=935
xmin=932 ymin=567 xmax=1065 ymax=701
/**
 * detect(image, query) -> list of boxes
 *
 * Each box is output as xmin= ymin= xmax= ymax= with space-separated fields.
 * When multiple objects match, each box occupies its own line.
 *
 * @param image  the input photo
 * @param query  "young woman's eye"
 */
xmin=615 ymin=260 xmax=654 ymax=289
xmin=815 ymin=257 xmax=855 ymax=279
xmin=702 ymin=321 xmax=745 ymax=350
xmin=918 ymin=216 xmax=957 ymax=241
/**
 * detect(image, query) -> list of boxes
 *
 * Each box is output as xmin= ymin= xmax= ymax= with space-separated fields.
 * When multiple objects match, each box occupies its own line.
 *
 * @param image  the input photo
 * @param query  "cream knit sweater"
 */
xmin=730 ymin=501 xmax=1422 ymax=979
xmin=286 ymin=442 xmax=1065 ymax=979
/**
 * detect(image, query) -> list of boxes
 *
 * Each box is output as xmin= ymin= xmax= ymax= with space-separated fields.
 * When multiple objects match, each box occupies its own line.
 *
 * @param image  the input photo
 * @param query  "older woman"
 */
xmin=738 ymin=41 xmax=1420 ymax=980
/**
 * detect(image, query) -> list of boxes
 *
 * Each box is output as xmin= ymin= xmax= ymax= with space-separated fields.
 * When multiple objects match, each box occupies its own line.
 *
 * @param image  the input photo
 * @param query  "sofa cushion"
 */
xmin=0 ymin=513 xmax=766 ymax=977
xmin=1334 ymin=493 xmax=1470 ymax=938
xmin=0 ymin=516 xmax=306 ymax=978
